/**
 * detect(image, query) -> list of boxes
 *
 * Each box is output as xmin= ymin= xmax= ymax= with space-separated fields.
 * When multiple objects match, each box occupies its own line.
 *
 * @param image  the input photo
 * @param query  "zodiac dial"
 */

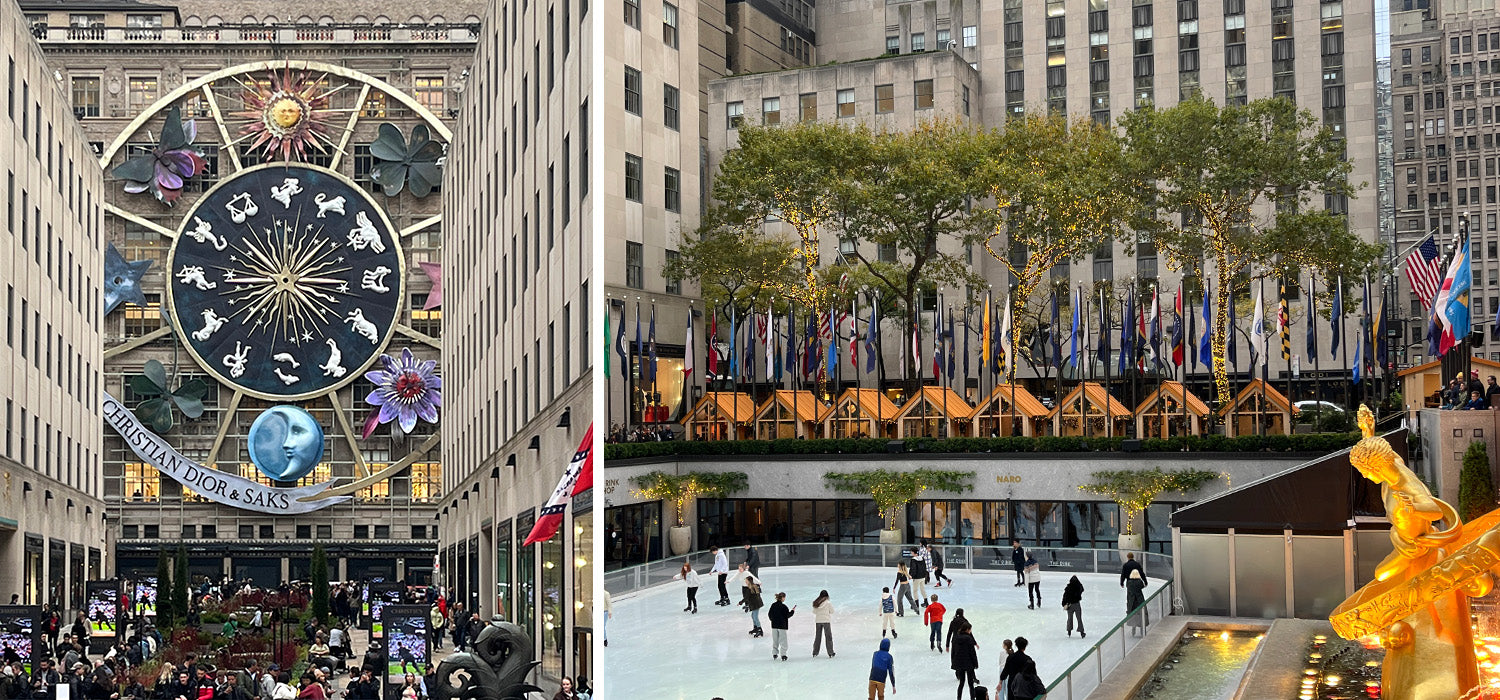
xmin=167 ymin=164 xmax=405 ymax=400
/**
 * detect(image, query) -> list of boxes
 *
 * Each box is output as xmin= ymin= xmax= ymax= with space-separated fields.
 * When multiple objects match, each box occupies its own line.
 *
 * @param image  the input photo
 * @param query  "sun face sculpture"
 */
xmin=234 ymin=65 xmax=337 ymax=161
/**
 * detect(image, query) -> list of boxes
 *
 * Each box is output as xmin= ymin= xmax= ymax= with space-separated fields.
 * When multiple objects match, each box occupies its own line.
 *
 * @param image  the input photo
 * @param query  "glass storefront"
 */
xmin=516 ymin=510 xmax=536 ymax=637
xmin=25 ymin=535 xmax=44 ymax=605
xmin=540 ymin=530 xmax=564 ymax=677
xmin=632 ymin=353 xmax=686 ymax=424
xmin=605 ymin=501 xmax=661 ymax=569
xmin=48 ymin=540 xmax=66 ymax=611
xmin=70 ymin=544 xmax=85 ymax=611
xmin=571 ymin=507 xmax=593 ymax=683
xmin=495 ymin=520 xmax=512 ymax=621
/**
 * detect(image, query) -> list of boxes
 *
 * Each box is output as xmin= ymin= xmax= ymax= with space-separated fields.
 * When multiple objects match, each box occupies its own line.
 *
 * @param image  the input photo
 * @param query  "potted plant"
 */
xmin=823 ymin=468 xmax=975 ymax=554
xmin=1078 ymin=467 xmax=1218 ymax=551
xmin=630 ymin=471 xmax=749 ymax=554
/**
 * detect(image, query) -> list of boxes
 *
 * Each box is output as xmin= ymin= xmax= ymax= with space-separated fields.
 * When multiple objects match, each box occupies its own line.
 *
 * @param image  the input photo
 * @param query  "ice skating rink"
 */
xmin=600 ymin=565 xmax=1167 ymax=700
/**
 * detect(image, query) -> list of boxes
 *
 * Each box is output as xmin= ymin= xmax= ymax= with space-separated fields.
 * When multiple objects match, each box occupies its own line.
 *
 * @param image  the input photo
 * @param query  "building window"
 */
xmin=123 ymin=463 xmax=158 ymax=501
xmin=410 ymin=462 xmax=441 ymax=501
xmin=962 ymin=85 xmax=971 ymax=115
xmin=625 ymin=0 xmax=640 ymax=28
xmin=837 ymin=88 xmax=855 ymax=117
xmin=625 ymin=153 xmax=642 ymax=202
xmin=665 ymin=167 xmax=681 ymax=212
xmin=763 ymin=96 xmax=780 ymax=124
xmin=663 ymin=3 xmax=679 ymax=48
xmin=963 ymin=25 xmax=978 ymax=47
xmin=727 ymin=101 xmax=744 ymax=128
xmin=414 ymin=76 xmax=445 ymax=112
xmin=626 ymin=241 xmax=644 ymax=289
xmin=800 ymin=93 xmax=817 ymax=121
xmin=127 ymin=78 xmax=158 ymax=113
xmin=624 ymin=66 xmax=642 ymax=115
xmin=70 ymin=78 xmax=99 ymax=118
xmin=664 ymin=84 xmax=680 ymax=130
xmin=665 ymin=250 xmax=681 ymax=294
xmin=361 ymin=90 xmax=388 ymax=118
xmin=914 ymin=80 xmax=934 ymax=109
xmin=887 ymin=35 xmax=900 ymax=54
xmin=911 ymin=33 xmax=926 ymax=52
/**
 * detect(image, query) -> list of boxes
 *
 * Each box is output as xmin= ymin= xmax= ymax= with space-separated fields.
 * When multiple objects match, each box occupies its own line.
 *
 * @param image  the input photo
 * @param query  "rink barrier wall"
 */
xmin=1042 ymin=577 xmax=1177 ymax=700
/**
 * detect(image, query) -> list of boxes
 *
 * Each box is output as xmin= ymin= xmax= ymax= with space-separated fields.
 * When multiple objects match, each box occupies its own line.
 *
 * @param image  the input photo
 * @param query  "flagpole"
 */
xmin=1339 ymin=276 xmax=1348 ymax=411
xmin=1102 ymin=288 xmax=1112 ymax=438
xmin=730 ymin=304 xmax=738 ymax=440
xmin=1312 ymin=273 xmax=1322 ymax=424
xmin=608 ymin=298 xmax=617 ymax=439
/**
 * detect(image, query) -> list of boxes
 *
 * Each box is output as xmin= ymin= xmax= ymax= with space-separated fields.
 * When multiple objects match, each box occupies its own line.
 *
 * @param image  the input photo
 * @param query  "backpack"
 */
xmin=970 ymin=686 xmax=988 ymax=700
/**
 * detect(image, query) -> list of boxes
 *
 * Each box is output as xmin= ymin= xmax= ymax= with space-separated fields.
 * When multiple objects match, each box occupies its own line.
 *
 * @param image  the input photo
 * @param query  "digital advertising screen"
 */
xmin=0 ymin=606 xmax=43 ymax=675
xmin=86 ymin=581 xmax=120 ymax=642
xmin=134 ymin=577 xmax=158 ymax=618
xmin=367 ymin=582 xmax=405 ymax=637
xmin=379 ymin=605 xmax=430 ymax=700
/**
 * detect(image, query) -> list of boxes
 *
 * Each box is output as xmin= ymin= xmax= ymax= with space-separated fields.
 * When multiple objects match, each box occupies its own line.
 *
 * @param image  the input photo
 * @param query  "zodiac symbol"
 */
xmin=269 ymin=178 xmax=302 ymax=208
xmin=225 ymin=193 xmax=258 ymax=224
xmin=320 ymin=339 xmax=346 ymax=377
xmin=347 ymin=211 xmax=386 ymax=253
xmin=314 ymin=193 xmax=346 ymax=218
xmin=273 ymin=367 xmax=300 ymax=385
xmin=272 ymin=353 xmax=301 ymax=368
xmin=222 ymin=341 xmax=251 ymax=378
xmin=192 ymin=309 xmax=226 ymax=342
xmin=361 ymin=266 xmax=392 ymax=293
xmin=175 ymin=265 xmax=216 ymax=290
xmin=185 ymin=217 xmax=227 ymax=250
xmin=344 ymin=309 xmax=380 ymax=345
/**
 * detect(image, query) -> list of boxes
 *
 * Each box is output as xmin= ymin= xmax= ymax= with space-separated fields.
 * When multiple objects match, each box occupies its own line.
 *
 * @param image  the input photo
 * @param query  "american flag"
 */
xmin=1405 ymin=235 xmax=1444 ymax=310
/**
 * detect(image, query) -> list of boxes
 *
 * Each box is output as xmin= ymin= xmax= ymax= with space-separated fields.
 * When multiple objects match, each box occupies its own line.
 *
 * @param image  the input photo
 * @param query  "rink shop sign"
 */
xmin=103 ymin=392 xmax=350 ymax=514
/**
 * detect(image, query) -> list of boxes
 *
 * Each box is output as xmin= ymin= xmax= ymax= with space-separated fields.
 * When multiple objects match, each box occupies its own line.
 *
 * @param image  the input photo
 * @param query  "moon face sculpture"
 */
xmin=247 ymin=405 xmax=326 ymax=482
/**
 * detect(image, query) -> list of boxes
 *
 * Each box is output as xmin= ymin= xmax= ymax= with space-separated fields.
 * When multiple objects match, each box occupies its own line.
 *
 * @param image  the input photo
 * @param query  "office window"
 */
xmin=963 ymin=25 xmax=977 ymax=47
xmin=625 ymin=153 xmax=642 ymax=202
xmin=127 ymin=78 xmax=158 ymax=113
xmin=915 ymin=80 xmax=935 ymax=109
xmin=727 ymin=101 xmax=744 ymax=128
xmin=665 ymin=167 xmax=681 ymax=212
xmin=800 ymin=93 xmax=817 ymax=121
xmin=875 ymin=84 xmax=895 ymax=113
xmin=763 ymin=97 xmax=780 ymax=124
xmin=624 ymin=0 xmax=640 ymax=28
xmin=626 ymin=241 xmax=644 ymax=289
xmin=664 ymin=84 xmax=680 ymax=130
xmin=624 ymin=66 xmax=641 ymax=115
xmin=962 ymin=85 xmax=971 ymax=116
xmin=887 ymin=35 xmax=900 ymax=54
xmin=665 ymin=250 xmax=681 ymax=294
xmin=837 ymin=88 xmax=855 ymax=117
xmin=70 ymin=78 xmax=100 ymax=118
xmin=414 ymin=76 xmax=445 ymax=112
xmin=911 ymin=33 xmax=926 ymax=51
xmin=663 ymin=3 xmax=679 ymax=48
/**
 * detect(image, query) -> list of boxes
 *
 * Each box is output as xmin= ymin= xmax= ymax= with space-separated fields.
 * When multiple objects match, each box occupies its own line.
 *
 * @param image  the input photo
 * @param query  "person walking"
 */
xmin=929 ymin=543 xmax=953 ymax=589
xmin=868 ymin=638 xmax=896 ymax=700
xmin=811 ymin=590 xmax=835 ymax=658
xmin=732 ymin=563 xmax=764 ymax=637
xmin=943 ymin=608 xmax=969 ymax=653
xmin=767 ymin=593 xmax=795 ymax=661
xmin=710 ymin=547 xmax=731 ymax=606
xmin=998 ymin=639 xmax=1014 ymax=700
xmin=1000 ymin=637 xmax=1043 ymax=700
xmin=742 ymin=543 xmax=761 ymax=579
xmin=893 ymin=563 xmax=919 ymax=617
xmin=671 ymin=561 xmax=701 ymax=614
xmin=1061 ymin=575 xmax=1085 ymax=638
xmin=1024 ymin=556 xmax=1042 ymax=610
xmin=909 ymin=546 xmax=929 ymax=607
xmin=601 ymin=592 xmax=612 ymax=648
xmin=878 ymin=588 xmax=898 ymax=639
xmin=1010 ymin=542 xmax=1027 ymax=587
xmin=1125 ymin=566 xmax=1148 ymax=635
xmin=949 ymin=621 xmax=980 ymax=700
xmin=427 ymin=603 xmax=445 ymax=652
xmin=1119 ymin=552 xmax=1147 ymax=587
xmin=923 ymin=595 xmax=947 ymax=652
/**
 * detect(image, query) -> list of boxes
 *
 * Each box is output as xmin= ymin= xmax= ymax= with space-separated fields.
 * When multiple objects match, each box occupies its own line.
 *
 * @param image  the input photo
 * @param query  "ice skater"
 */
xmin=1124 ymin=565 xmax=1148 ymax=635
xmin=893 ymin=563 xmax=919 ymax=617
xmin=767 ymin=592 xmax=795 ymax=661
xmin=671 ymin=561 xmax=701 ymax=613
xmin=999 ymin=637 xmax=1042 ymax=700
xmin=878 ymin=587 xmax=897 ymax=638
xmin=1061 ymin=575 xmax=1085 ymax=638
xmin=997 ymin=639 xmax=1014 ymax=699
xmin=1010 ymin=542 xmax=1027 ymax=587
xmin=710 ymin=546 xmax=731 ymax=606
xmin=910 ymin=545 xmax=929 ymax=606
xmin=742 ymin=542 xmax=761 ymax=578
xmin=811 ymin=590 xmax=835 ymax=658
xmin=943 ymin=608 xmax=969 ymax=653
xmin=949 ymin=620 xmax=979 ymax=700
xmin=1024 ymin=556 xmax=1042 ymax=609
xmin=923 ymin=594 xmax=946 ymax=651
xmin=929 ymin=542 xmax=952 ymax=588
xmin=868 ymin=638 xmax=896 ymax=700
xmin=732 ymin=562 xmax=764 ymax=637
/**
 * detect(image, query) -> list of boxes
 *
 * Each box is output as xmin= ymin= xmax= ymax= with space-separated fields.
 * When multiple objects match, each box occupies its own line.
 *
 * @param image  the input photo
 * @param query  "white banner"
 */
xmin=103 ymin=392 xmax=350 ymax=514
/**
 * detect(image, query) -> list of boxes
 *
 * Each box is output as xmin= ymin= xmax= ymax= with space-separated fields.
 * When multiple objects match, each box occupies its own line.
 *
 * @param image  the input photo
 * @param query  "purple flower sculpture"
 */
xmin=362 ymin=348 xmax=442 ymax=437
xmin=110 ymin=106 xmax=207 ymax=205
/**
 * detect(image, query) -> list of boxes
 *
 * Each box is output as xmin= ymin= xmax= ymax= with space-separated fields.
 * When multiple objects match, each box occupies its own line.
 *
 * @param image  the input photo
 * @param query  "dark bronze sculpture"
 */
xmin=429 ymin=619 xmax=542 ymax=700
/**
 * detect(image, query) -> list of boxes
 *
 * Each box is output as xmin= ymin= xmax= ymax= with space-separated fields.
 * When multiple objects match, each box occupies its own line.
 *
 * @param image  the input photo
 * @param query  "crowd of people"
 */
xmin=605 ymin=423 xmax=676 ymax=444
xmin=1441 ymin=370 xmax=1500 ymax=409
xmin=666 ymin=541 xmax=1155 ymax=699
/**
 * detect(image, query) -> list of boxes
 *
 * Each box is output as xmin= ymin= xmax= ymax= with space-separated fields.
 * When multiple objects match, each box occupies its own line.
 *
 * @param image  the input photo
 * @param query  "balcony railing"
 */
xmin=36 ymin=24 xmax=478 ymax=44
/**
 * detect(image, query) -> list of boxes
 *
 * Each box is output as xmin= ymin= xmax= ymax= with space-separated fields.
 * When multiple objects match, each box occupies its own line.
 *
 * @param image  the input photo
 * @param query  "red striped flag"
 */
xmin=1404 ymin=235 xmax=1444 ymax=310
xmin=522 ymin=425 xmax=594 ymax=546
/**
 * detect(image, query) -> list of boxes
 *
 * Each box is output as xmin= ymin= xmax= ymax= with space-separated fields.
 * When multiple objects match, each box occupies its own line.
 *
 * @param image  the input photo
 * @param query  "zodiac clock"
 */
xmin=166 ymin=163 xmax=405 ymax=401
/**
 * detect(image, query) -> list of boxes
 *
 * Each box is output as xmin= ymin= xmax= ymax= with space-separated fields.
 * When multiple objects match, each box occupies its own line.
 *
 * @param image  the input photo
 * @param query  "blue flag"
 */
xmin=1069 ymin=288 xmax=1081 ymax=369
xmin=1198 ymin=283 xmax=1212 ymax=369
xmin=962 ymin=308 xmax=970 ymax=381
xmin=1050 ymin=291 xmax=1062 ymax=368
xmin=826 ymin=307 xmax=838 ymax=378
xmin=864 ymin=302 xmax=878 ymax=373
xmin=613 ymin=301 xmax=628 ymax=374
xmin=744 ymin=312 xmax=756 ymax=380
xmin=1330 ymin=280 xmax=1342 ymax=358
xmin=1353 ymin=333 xmax=1363 ymax=385
xmin=1118 ymin=289 xmax=1135 ymax=374
xmin=946 ymin=308 xmax=956 ymax=380
xmin=634 ymin=302 xmax=643 ymax=379
xmin=1227 ymin=291 xmax=1238 ymax=366
xmin=784 ymin=309 xmax=796 ymax=381
xmin=646 ymin=304 xmax=658 ymax=382
xmin=1306 ymin=275 xmax=1318 ymax=359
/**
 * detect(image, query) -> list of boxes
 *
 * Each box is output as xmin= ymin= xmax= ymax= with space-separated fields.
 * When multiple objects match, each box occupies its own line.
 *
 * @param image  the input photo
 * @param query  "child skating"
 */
xmin=879 ymin=587 xmax=898 ymax=638
xmin=923 ymin=594 xmax=946 ymax=651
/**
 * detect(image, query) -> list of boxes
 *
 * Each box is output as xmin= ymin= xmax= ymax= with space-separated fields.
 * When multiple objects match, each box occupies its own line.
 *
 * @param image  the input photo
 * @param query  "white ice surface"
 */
xmin=599 ymin=565 xmax=1166 ymax=700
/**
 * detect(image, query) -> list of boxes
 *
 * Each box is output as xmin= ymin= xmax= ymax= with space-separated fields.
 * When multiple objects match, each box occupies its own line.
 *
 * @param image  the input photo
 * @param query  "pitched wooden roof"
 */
xmin=687 ymin=392 xmax=757 ymax=423
xmin=754 ymin=389 xmax=823 ymax=423
xmin=895 ymin=385 xmax=977 ymax=420
xmin=1395 ymin=355 xmax=1500 ymax=378
xmin=976 ymin=383 xmax=1050 ymax=417
xmin=1048 ymin=381 xmax=1130 ymax=418
xmin=819 ymin=387 xmax=901 ymax=423
xmin=1134 ymin=380 xmax=1212 ymax=417
xmin=1216 ymin=378 xmax=1294 ymax=416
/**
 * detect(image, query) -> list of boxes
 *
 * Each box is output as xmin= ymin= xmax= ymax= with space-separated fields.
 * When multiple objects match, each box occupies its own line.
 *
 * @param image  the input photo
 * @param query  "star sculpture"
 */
xmin=103 ymin=242 xmax=154 ymax=315
xmin=419 ymin=261 xmax=443 ymax=310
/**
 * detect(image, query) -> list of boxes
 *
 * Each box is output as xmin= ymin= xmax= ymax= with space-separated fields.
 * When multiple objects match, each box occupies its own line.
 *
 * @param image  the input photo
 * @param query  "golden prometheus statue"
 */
xmin=1330 ymin=405 xmax=1500 ymax=698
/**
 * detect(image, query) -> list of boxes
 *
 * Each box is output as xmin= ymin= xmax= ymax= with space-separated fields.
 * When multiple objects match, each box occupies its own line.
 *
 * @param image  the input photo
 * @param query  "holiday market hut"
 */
xmin=685 ymin=392 xmax=757 ymax=440
xmin=895 ymin=385 xmax=976 ymax=438
xmin=1048 ymin=381 xmax=1132 ymax=437
xmin=752 ymin=389 xmax=824 ymax=439
xmin=1397 ymin=356 xmax=1500 ymax=412
xmin=1135 ymin=380 xmax=1213 ymax=438
xmin=972 ymin=384 xmax=1050 ymax=437
xmin=821 ymin=387 xmax=902 ymax=439
xmin=1218 ymin=379 xmax=1296 ymax=437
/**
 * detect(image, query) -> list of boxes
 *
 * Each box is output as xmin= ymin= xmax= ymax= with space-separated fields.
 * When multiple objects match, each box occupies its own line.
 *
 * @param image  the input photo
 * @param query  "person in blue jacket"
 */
xmin=868 ymin=637 xmax=896 ymax=699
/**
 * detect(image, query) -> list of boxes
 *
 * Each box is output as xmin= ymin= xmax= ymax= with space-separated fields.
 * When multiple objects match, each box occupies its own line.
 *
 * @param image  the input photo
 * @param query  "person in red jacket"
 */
xmin=923 ymin=594 xmax=947 ymax=651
